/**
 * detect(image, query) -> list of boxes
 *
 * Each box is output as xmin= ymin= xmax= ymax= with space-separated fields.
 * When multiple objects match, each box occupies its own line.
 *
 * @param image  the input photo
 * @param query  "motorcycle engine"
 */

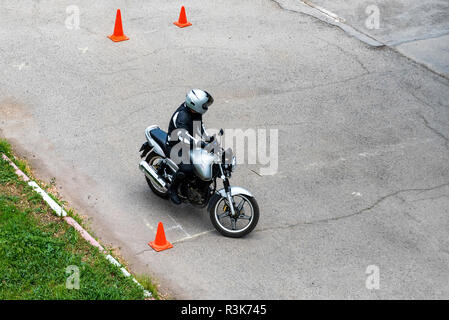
xmin=185 ymin=180 xmax=211 ymax=206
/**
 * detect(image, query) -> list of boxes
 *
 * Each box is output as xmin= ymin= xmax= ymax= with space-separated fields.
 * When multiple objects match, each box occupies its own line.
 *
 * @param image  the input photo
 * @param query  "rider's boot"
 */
xmin=168 ymin=171 xmax=184 ymax=205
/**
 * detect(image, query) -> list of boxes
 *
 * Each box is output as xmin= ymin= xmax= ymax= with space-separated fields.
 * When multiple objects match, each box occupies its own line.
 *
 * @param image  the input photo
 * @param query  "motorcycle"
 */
xmin=138 ymin=125 xmax=259 ymax=238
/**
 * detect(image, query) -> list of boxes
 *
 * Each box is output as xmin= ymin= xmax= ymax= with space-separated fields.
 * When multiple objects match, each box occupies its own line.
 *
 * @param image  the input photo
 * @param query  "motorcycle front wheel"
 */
xmin=208 ymin=193 xmax=259 ymax=238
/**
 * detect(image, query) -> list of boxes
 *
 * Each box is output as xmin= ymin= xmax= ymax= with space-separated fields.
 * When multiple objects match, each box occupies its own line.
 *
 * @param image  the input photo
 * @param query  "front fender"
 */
xmin=217 ymin=186 xmax=253 ymax=198
xmin=207 ymin=186 xmax=254 ymax=213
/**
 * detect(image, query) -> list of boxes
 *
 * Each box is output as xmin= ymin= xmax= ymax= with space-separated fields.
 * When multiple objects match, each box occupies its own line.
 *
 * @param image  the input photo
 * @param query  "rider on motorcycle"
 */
xmin=166 ymin=89 xmax=215 ymax=204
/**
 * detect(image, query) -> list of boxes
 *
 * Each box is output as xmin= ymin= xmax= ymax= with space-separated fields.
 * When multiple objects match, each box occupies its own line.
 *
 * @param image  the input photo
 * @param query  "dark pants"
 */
xmin=178 ymin=163 xmax=194 ymax=176
xmin=167 ymin=144 xmax=195 ymax=187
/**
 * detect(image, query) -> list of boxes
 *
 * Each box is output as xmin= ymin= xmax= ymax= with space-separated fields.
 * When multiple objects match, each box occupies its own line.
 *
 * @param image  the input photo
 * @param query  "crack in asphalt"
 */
xmin=409 ymin=194 xmax=449 ymax=202
xmin=270 ymin=71 xmax=371 ymax=95
xmin=315 ymin=36 xmax=370 ymax=73
xmin=135 ymin=248 xmax=155 ymax=256
xmin=408 ymin=90 xmax=441 ymax=112
xmin=389 ymin=30 xmax=449 ymax=47
xmin=418 ymin=113 xmax=449 ymax=150
xmin=256 ymin=181 xmax=449 ymax=233
xmin=269 ymin=0 xmax=308 ymax=15
xmin=133 ymin=182 xmax=449 ymax=245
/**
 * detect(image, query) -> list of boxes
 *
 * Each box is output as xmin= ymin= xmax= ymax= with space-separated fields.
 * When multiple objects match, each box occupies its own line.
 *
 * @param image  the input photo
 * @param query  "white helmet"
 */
xmin=185 ymin=89 xmax=214 ymax=114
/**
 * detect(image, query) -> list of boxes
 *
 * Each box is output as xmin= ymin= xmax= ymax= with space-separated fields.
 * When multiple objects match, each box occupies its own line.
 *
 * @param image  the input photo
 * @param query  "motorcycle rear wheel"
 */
xmin=145 ymin=152 xmax=169 ymax=199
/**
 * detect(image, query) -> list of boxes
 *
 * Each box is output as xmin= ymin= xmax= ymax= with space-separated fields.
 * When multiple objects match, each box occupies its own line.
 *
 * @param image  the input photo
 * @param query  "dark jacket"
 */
xmin=167 ymin=103 xmax=205 ymax=148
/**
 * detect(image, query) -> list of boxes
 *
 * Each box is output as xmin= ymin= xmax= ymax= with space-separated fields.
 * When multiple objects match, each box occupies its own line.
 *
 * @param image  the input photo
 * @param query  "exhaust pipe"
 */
xmin=139 ymin=161 xmax=167 ymax=189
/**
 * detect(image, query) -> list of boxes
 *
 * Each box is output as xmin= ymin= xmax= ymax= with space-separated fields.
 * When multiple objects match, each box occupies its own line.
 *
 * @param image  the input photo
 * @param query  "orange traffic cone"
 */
xmin=108 ymin=9 xmax=129 ymax=42
xmin=148 ymin=222 xmax=173 ymax=252
xmin=173 ymin=6 xmax=192 ymax=28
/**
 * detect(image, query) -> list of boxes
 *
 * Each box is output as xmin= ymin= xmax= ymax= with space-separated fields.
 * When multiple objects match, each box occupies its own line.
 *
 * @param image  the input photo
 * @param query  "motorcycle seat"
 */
xmin=150 ymin=128 xmax=169 ymax=155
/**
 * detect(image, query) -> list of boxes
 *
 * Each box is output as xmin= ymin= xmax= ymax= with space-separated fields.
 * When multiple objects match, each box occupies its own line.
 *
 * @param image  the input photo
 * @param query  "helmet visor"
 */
xmin=202 ymin=92 xmax=214 ymax=110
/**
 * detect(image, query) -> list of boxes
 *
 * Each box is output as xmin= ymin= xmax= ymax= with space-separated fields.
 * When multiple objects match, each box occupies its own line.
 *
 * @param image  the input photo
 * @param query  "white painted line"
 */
xmin=28 ymin=181 xmax=67 ymax=217
xmin=2 ymin=154 xmax=30 ymax=181
xmin=12 ymin=62 xmax=28 ymax=70
xmin=302 ymin=0 xmax=345 ymax=23
xmin=1 ymin=153 xmax=152 ymax=298
xmin=78 ymin=47 xmax=88 ymax=53
xmin=166 ymin=225 xmax=184 ymax=231
xmin=172 ymin=229 xmax=215 ymax=244
xmin=105 ymin=254 xmax=121 ymax=267
xmin=167 ymin=214 xmax=190 ymax=237
xmin=64 ymin=216 xmax=105 ymax=251
xmin=121 ymin=268 xmax=131 ymax=278
xmin=105 ymin=254 xmax=151 ymax=297
xmin=143 ymin=218 xmax=154 ymax=231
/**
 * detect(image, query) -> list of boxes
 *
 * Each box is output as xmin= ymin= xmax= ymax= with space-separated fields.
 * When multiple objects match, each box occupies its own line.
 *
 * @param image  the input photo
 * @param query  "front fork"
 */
xmin=220 ymin=166 xmax=237 ymax=218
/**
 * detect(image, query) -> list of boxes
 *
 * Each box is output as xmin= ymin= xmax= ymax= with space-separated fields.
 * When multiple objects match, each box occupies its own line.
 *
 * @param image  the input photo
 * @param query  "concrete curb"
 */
xmin=1 ymin=153 xmax=152 ymax=299
xmin=274 ymin=0 xmax=384 ymax=47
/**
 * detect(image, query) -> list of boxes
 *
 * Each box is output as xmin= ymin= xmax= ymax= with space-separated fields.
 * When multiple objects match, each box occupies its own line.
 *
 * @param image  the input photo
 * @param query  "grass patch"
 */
xmin=135 ymin=275 xmax=160 ymax=300
xmin=0 ymin=142 xmax=158 ymax=299
xmin=0 ymin=139 xmax=12 ymax=158
xmin=0 ymin=139 xmax=31 ymax=176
